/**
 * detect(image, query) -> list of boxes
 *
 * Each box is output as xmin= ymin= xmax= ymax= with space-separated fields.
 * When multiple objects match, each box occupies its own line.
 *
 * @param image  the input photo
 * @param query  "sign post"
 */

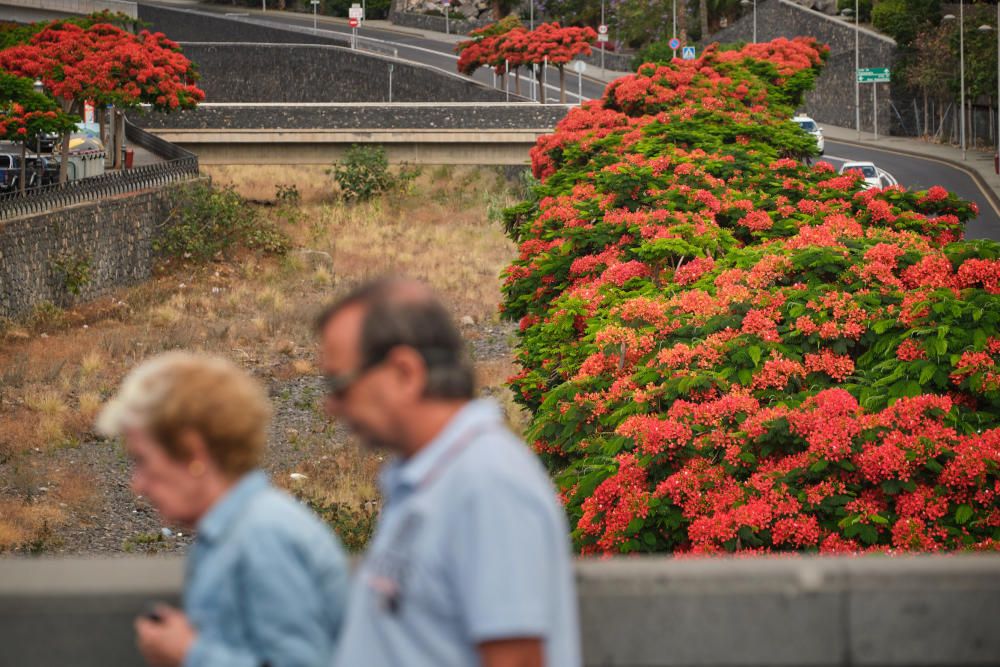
xmin=598 ymin=24 xmax=608 ymax=74
xmin=856 ymin=67 xmax=890 ymax=140
xmin=505 ymin=58 xmax=510 ymax=102
xmin=311 ymin=0 xmax=319 ymax=31
xmin=443 ymin=0 xmax=450 ymax=35
xmin=572 ymin=60 xmax=586 ymax=106
xmin=348 ymin=16 xmax=359 ymax=47
xmin=668 ymin=37 xmax=680 ymax=59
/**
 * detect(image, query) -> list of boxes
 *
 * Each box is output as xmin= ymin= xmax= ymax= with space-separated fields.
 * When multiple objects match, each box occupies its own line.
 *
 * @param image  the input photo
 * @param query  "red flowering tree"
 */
xmin=0 ymin=21 xmax=203 ymax=181
xmin=0 ymin=71 xmax=78 ymax=193
xmin=501 ymin=39 xmax=1000 ymax=556
xmin=522 ymin=23 xmax=596 ymax=103
xmin=457 ymin=20 xmax=596 ymax=103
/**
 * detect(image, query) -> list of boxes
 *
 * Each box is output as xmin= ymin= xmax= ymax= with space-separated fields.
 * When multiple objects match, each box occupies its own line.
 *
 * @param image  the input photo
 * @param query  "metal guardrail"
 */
xmin=0 ymin=120 xmax=199 ymax=222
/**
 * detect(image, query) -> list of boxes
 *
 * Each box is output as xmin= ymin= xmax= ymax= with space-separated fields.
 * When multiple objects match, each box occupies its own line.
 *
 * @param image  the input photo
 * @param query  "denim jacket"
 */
xmin=183 ymin=470 xmax=348 ymax=667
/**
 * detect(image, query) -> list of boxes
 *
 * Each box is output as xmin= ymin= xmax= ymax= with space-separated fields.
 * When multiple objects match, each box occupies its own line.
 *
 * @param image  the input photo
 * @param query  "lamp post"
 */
xmin=740 ymin=0 xmax=757 ymax=43
xmin=530 ymin=0 xmax=534 ymax=30
xmin=944 ymin=7 xmax=966 ymax=160
xmin=673 ymin=0 xmax=677 ymax=39
xmin=978 ymin=18 xmax=998 ymax=171
xmin=840 ymin=6 xmax=860 ymax=140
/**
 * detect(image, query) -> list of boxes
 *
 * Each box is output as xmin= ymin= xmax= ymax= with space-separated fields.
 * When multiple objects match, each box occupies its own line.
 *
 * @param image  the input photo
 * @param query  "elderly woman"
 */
xmin=97 ymin=352 xmax=347 ymax=667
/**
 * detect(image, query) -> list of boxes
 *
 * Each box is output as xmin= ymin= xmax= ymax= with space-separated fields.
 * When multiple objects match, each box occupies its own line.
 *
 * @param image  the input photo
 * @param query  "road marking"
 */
xmin=826 ymin=139 xmax=1000 ymax=220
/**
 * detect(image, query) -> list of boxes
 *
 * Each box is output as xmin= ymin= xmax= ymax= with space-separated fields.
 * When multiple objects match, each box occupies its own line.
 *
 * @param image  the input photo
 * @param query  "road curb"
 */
xmin=827 ymin=136 xmax=1000 ymax=219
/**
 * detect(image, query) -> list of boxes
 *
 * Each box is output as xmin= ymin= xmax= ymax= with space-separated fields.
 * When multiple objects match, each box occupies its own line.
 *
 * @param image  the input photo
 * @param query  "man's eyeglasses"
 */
xmin=323 ymin=346 xmax=458 ymax=399
xmin=323 ymin=361 xmax=382 ymax=399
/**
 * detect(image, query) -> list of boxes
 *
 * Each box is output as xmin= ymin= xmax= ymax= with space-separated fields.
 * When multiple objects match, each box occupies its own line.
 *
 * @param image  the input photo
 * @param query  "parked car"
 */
xmin=0 ymin=154 xmax=67 ymax=193
xmin=839 ymin=161 xmax=887 ymax=189
xmin=793 ymin=114 xmax=825 ymax=154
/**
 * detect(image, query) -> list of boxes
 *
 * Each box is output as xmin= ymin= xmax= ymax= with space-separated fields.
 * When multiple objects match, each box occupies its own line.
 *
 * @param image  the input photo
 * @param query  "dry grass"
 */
xmin=0 ymin=164 xmax=520 ymax=553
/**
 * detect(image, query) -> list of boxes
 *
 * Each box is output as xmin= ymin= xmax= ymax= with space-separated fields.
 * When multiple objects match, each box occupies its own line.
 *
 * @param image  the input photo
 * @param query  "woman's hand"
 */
xmin=135 ymin=605 xmax=197 ymax=667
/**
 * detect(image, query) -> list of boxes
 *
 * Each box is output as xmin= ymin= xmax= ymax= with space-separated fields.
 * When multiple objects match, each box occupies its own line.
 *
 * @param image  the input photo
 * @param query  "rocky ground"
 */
xmin=37 ymin=321 xmax=517 ymax=556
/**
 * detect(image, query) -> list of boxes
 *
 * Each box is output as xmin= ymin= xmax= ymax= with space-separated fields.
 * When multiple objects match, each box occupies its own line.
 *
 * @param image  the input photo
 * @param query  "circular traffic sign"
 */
xmin=598 ymin=24 xmax=608 ymax=34
xmin=669 ymin=37 xmax=681 ymax=50
xmin=349 ymin=17 xmax=359 ymax=27
xmin=572 ymin=60 xmax=587 ymax=74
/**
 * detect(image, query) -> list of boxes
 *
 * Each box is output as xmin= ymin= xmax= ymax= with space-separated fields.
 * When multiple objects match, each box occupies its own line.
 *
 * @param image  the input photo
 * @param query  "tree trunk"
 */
xmin=117 ymin=109 xmax=126 ymax=169
xmin=699 ymin=0 xmax=709 ymax=40
xmin=19 ymin=141 xmax=26 ymax=195
xmin=559 ymin=66 xmax=566 ymax=103
xmin=537 ymin=67 xmax=545 ymax=104
xmin=515 ymin=69 xmax=521 ymax=97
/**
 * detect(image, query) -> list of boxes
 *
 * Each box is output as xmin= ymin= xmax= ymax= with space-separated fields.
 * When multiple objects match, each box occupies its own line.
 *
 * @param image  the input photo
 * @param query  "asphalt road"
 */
xmin=821 ymin=140 xmax=1000 ymax=241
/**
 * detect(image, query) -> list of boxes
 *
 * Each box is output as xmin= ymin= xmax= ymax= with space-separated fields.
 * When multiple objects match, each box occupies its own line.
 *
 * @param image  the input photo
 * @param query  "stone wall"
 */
xmin=2 ymin=555 xmax=999 ymax=666
xmin=174 ymin=43 xmax=505 ymax=104
xmin=133 ymin=103 xmax=572 ymax=130
xmin=388 ymin=8 xmax=493 ymax=35
xmin=0 ymin=184 xmax=188 ymax=319
xmin=577 ymin=47 xmax=633 ymax=74
xmin=710 ymin=0 xmax=897 ymax=134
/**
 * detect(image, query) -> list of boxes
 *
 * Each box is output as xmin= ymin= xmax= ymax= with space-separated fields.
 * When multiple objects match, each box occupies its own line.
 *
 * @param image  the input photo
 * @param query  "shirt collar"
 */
xmin=196 ymin=469 xmax=269 ymax=544
xmin=379 ymin=399 xmax=503 ymax=499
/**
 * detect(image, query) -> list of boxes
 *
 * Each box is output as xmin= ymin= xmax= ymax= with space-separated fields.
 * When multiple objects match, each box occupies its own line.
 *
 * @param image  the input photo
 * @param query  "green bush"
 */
xmin=307 ymin=499 xmax=378 ymax=552
xmin=328 ymin=145 xmax=417 ymax=202
xmin=157 ymin=182 xmax=289 ymax=261
xmin=632 ymin=40 xmax=678 ymax=69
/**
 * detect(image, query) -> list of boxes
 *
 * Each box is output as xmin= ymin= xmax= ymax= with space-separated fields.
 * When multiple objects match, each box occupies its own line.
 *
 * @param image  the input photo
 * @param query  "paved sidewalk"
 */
xmin=822 ymin=123 xmax=1000 ymax=206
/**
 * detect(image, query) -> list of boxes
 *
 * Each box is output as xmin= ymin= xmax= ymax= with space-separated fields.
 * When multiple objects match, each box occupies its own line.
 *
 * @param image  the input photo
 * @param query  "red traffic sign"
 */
xmin=598 ymin=23 xmax=609 ymax=34
xmin=349 ymin=17 xmax=359 ymax=27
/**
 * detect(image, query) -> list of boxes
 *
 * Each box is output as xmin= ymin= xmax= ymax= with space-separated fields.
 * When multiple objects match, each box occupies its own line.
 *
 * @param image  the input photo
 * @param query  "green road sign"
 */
xmin=857 ymin=67 xmax=890 ymax=83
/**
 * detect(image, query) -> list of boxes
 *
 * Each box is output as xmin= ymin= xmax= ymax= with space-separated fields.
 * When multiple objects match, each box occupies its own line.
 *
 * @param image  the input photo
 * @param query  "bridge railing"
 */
xmin=0 ymin=120 xmax=199 ymax=222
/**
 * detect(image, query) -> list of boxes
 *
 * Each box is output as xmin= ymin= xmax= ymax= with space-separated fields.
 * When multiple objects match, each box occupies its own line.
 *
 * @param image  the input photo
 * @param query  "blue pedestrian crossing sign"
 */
xmin=682 ymin=46 xmax=696 ymax=60
xmin=668 ymin=37 xmax=681 ymax=50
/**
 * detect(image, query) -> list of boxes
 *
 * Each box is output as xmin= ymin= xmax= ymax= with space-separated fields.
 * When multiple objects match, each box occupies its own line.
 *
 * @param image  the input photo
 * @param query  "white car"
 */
xmin=839 ymin=161 xmax=887 ymax=189
xmin=794 ymin=115 xmax=824 ymax=154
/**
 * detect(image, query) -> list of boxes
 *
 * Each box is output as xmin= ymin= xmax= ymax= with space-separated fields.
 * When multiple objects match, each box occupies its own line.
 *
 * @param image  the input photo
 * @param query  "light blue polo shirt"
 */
xmin=332 ymin=399 xmax=581 ymax=667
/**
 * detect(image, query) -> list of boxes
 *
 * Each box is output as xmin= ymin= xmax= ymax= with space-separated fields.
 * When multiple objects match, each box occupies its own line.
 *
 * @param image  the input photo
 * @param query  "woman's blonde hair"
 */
xmin=96 ymin=352 xmax=271 ymax=475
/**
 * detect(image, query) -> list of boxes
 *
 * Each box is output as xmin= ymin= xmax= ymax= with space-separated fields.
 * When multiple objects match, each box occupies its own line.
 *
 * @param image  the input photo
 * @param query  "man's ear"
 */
xmin=387 ymin=346 xmax=429 ymax=401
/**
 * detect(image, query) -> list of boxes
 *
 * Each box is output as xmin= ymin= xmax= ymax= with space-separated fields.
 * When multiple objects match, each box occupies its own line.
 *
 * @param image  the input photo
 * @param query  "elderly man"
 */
xmin=318 ymin=278 xmax=580 ymax=667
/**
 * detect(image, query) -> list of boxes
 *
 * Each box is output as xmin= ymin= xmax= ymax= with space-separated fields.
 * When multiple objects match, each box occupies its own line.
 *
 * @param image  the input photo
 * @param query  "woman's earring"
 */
xmin=189 ymin=460 xmax=206 ymax=477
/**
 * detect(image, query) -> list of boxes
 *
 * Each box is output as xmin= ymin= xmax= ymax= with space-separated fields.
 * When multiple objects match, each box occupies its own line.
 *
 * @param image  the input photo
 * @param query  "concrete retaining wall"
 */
xmin=175 ymin=42 xmax=506 ymax=103
xmin=709 ymin=0 xmax=897 ymax=134
xmin=0 ymin=184 xmax=188 ymax=319
xmin=1 ymin=555 xmax=998 ymax=666
xmin=0 ymin=0 xmax=136 ymax=19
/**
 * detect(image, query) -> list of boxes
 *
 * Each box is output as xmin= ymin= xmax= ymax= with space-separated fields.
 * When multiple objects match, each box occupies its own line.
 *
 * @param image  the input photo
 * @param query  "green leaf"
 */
xmin=955 ymin=504 xmax=974 ymax=525
xmin=748 ymin=345 xmax=762 ymax=367
xmin=919 ymin=364 xmax=936 ymax=386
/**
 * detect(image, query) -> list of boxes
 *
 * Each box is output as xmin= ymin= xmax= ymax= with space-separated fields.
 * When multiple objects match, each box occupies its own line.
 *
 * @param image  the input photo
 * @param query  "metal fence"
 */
xmin=0 ymin=120 xmax=199 ymax=222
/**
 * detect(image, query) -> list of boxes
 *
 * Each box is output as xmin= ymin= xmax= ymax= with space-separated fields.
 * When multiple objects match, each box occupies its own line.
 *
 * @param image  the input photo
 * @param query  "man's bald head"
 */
xmin=316 ymin=278 xmax=476 ymax=400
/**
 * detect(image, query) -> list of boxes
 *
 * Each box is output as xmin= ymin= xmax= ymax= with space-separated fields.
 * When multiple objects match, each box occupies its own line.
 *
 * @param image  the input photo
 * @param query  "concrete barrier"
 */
xmin=2 ymin=555 xmax=999 ymax=666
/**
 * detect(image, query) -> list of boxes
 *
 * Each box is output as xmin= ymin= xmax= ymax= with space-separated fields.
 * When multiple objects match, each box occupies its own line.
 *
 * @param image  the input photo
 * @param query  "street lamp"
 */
xmin=943 ymin=7 xmax=966 ymax=160
xmin=740 ymin=0 xmax=757 ymax=43
xmin=979 ymin=17 xmax=998 ymax=172
xmin=840 ymin=4 xmax=860 ymax=141
xmin=33 ymin=79 xmax=44 ymax=94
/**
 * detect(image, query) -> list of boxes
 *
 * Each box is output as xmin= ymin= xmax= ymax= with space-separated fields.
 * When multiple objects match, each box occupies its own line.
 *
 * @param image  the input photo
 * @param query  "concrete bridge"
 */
xmin=2 ymin=555 xmax=998 ymax=666
xmin=135 ymin=102 xmax=574 ymax=166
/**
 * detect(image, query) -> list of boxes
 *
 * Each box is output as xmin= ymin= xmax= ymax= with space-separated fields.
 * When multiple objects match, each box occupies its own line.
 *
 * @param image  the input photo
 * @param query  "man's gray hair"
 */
xmin=316 ymin=278 xmax=476 ymax=400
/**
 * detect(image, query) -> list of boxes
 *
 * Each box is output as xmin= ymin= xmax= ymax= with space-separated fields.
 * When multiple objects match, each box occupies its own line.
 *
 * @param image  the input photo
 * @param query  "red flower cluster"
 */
xmin=0 ymin=21 xmax=204 ymax=112
xmin=456 ymin=21 xmax=596 ymax=77
xmin=500 ymin=38 xmax=1000 ymax=555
